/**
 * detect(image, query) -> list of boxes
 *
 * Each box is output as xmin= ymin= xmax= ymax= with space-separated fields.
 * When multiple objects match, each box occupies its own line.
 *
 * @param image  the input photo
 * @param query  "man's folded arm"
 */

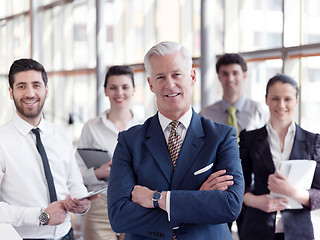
xmin=107 ymin=134 xmax=173 ymax=237
xmin=170 ymin=128 xmax=244 ymax=227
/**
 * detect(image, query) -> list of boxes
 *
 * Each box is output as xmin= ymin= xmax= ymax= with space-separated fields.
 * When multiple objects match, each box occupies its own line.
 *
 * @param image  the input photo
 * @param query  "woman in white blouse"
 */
xmin=76 ymin=65 xmax=142 ymax=240
xmin=239 ymin=74 xmax=320 ymax=240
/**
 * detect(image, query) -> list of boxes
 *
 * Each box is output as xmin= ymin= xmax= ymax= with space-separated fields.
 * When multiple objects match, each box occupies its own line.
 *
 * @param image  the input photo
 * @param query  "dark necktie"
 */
xmin=31 ymin=128 xmax=57 ymax=202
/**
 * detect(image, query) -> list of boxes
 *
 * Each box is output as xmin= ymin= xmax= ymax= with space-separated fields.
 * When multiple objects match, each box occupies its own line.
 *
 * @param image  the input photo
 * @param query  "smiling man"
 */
xmin=107 ymin=42 xmax=244 ymax=240
xmin=0 ymin=58 xmax=96 ymax=240
xmin=200 ymin=53 xmax=269 ymax=138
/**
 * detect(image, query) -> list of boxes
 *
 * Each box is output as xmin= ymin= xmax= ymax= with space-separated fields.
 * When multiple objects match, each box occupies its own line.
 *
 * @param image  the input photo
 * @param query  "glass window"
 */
xmin=303 ymin=0 xmax=320 ymax=44
xmin=237 ymin=0 xmax=283 ymax=52
xmin=300 ymin=56 xmax=320 ymax=133
xmin=247 ymin=59 xmax=282 ymax=104
xmin=73 ymin=3 xmax=90 ymax=68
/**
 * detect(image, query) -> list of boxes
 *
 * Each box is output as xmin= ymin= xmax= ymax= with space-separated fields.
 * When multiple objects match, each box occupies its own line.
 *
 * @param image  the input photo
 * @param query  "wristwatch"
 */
xmin=38 ymin=209 xmax=50 ymax=226
xmin=152 ymin=190 xmax=163 ymax=208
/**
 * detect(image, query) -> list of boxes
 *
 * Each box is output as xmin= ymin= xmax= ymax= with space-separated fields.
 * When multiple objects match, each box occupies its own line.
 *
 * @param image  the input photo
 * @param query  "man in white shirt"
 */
xmin=0 ymin=58 xmax=96 ymax=239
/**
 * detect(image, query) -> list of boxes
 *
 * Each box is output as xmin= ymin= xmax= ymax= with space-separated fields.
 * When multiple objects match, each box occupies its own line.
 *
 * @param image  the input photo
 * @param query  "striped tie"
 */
xmin=168 ymin=121 xmax=182 ymax=170
xmin=168 ymin=121 xmax=182 ymax=240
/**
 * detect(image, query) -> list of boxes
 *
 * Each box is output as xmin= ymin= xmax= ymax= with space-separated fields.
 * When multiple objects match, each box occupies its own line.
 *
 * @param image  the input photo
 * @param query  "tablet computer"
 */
xmin=79 ymin=186 xmax=108 ymax=200
xmin=77 ymin=148 xmax=111 ymax=169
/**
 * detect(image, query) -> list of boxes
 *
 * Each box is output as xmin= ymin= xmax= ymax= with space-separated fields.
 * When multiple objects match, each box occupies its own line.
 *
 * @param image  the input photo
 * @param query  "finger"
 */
xmin=208 ymin=180 xmax=234 ymax=190
xmin=206 ymin=171 xmax=230 ymax=184
xmin=208 ymin=170 xmax=227 ymax=181
xmin=88 ymin=194 xmax=99 ymax=201
xmin=268 ymin=174 xmax=276 ymax=182
xmin=275 ymin=170 xmax=286 ymax=180
xmin=211 ymin=175 xmax=233 ymax=185
xmin=219 ymin=186 xmax=228 ymax=191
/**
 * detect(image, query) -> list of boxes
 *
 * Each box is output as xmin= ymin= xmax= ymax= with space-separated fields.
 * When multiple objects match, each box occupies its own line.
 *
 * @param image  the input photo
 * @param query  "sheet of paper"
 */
xmin=269 ymin=159 xmax=316 ymax=209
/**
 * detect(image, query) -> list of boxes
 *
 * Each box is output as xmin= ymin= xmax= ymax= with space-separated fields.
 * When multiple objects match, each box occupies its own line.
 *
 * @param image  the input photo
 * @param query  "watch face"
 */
xmin=39 ymin=211 xmax=49 ymax=225
xmin=152 ymin=192 xmax=161 ymax=201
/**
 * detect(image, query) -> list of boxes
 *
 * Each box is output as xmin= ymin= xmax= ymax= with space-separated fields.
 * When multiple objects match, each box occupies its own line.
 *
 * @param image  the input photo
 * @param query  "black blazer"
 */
xmin=239 ymin=124 xmax=320 ymax=240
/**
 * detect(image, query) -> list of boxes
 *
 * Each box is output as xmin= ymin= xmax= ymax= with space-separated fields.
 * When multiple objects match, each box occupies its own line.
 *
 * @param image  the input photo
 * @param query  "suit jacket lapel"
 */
xmin=171 ymin=111 xmax=205 ymax=189
xmin=145 ymin=114 xmax=173 ymax=184
xmin=289 ymin=124 xmax=310 ymax=160
xmin=255 ymin=127 xmax=276 ymax=173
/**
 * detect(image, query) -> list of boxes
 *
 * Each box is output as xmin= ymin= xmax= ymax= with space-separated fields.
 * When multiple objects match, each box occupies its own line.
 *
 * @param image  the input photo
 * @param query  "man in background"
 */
xmin=200 ymin=53 xmax=268 ymax=139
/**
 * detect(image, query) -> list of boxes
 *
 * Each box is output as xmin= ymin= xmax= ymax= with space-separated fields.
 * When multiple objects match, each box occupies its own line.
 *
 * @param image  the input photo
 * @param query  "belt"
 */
xmin=24 ymin=228 xmax=74 ymax=240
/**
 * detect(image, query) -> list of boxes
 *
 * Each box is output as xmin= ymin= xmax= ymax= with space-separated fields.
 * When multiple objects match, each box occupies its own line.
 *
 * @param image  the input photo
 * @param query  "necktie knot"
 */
xmin=31 ymin=127 xmax=40 ymax=136
xmin=170 ymin=121 xmax=180 ymax=131
xmin=227 ymin=106 xmax=237 ymax=115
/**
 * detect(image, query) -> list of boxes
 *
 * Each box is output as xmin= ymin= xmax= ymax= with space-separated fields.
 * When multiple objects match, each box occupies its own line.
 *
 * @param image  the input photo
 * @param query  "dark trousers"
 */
xmin=274 ymin=233 xmax=284 ymax=240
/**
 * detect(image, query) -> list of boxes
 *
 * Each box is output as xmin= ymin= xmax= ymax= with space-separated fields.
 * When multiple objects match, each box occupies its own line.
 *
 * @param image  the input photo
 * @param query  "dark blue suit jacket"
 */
xmin=240 ymin=124 xmax=320 ymax=240
xmin=107 ymin=110 xmax=244 ymax=240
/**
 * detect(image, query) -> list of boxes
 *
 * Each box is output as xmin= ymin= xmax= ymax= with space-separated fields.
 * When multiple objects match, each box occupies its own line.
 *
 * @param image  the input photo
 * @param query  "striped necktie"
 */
xmin=168 ymin=121 xmax=182 ymax=240
xmin=168 ymin=121 xmax=182 ymax=170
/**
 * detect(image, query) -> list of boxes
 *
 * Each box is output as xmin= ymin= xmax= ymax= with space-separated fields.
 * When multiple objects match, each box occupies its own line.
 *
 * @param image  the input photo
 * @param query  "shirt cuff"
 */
xmin=25 ymin=207 xmax=42 ymax=226
xmin=166 ymin=191 xmax=171 ymax=221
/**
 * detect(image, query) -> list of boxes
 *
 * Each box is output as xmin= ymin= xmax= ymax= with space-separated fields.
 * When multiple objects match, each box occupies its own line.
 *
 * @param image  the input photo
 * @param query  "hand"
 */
xmin=199 ymin=169 xmax=233 ymax=191
xmin=268 ymin=170 xmax=293 ymax=196
xmin=95 ymin=161 xmax=112 ymax=180
xmin=131 ymin=185 xmax=154 ymax=208
xmin=63 ymin=194 xmax=96 ymax=214
xmin=46 ymin=201 xmax=67 ymax=226
xmin=268 ymin=170 xmax=311 ymax=207
xmin=244 ymin=192 xmax=287 ymax=213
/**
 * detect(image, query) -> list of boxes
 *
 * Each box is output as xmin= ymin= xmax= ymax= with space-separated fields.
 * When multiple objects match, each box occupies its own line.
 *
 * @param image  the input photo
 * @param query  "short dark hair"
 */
xmin=104 ymin=65 xmax=135 ymax=88
xmin=216 ymin=53 xmax=247 ymax=73
xmin=8 ymin=58 xmax=48 ymax=88
xmin=266 ymin=73 xmax=299 ymax=98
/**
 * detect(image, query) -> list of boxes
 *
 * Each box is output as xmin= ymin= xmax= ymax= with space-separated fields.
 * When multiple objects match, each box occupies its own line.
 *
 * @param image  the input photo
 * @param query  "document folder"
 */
xmin=269 ymin=159 xmax=316 ymax=209
xmin=77 ymin=148 xmax=111 ymax=169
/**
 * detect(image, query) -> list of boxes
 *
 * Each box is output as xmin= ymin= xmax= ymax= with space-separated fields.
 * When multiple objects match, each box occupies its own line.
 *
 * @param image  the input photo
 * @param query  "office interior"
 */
xmin=1 ymin=0 xmax=320 ymax=239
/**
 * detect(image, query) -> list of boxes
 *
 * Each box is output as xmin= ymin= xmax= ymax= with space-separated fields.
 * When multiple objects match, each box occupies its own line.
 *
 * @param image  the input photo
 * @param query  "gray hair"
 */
xmin=144 ymin=41 xmax=193 ymax=76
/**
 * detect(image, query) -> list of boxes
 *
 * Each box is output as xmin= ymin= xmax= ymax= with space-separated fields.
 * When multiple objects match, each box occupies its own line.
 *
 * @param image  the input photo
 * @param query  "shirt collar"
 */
xmin=13 ymin=111 xmax=46 ymax=136
xmin=266 ymin=120 xmax=296 ymax=137
xmin=158 ymin=107 xmax=193 ymax=132
xmin=221 ymin=95 xmax=246 ymax=112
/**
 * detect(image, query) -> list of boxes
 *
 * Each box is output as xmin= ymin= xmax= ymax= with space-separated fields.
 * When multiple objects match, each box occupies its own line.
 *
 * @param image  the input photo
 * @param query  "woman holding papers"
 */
xmin=239 ymin=73 xmax=320 ymax=240
xmin=76 ymin=65 xmax=142 ymax=240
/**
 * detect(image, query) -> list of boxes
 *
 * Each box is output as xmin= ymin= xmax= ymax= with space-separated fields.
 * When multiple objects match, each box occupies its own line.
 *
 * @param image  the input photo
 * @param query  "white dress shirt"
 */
xmin=76 ymin=109 xmax=142 ymax=193
xmin=266 ymin=120 xmax=296 ymax=233
xmin=0 ymin=113 xmax=88 ymax=239
xmin=158 ymin=107 xmax=192 ymax=222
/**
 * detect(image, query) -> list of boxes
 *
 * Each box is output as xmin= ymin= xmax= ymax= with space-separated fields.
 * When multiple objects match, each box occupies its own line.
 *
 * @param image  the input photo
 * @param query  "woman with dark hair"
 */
xmin=76 ymin=65 xmax=142 ymax=240
xmin=240 ymin=74 xmax=320 ymax=240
